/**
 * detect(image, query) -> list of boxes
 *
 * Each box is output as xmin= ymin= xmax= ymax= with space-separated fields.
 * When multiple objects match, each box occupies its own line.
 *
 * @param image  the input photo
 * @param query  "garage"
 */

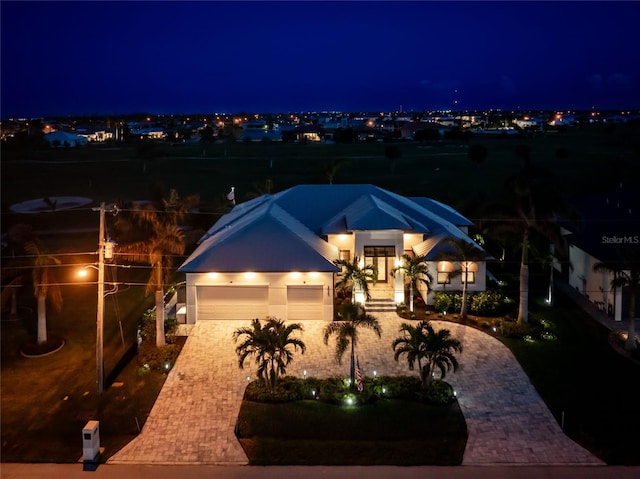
xmin=287 ymin=285 xmax=324 ymax=320
xmin=196 ymin=285 xmax=268 ymax=320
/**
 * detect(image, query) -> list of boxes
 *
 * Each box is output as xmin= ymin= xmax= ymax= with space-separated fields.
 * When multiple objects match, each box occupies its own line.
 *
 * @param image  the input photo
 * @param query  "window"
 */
xmin=437 ymin=272 xmax=451 ymax=284
xmin=463 ymin=272 xmax=476 ymax=284
xmin=339 ymin=250 xmax=351 ymax=261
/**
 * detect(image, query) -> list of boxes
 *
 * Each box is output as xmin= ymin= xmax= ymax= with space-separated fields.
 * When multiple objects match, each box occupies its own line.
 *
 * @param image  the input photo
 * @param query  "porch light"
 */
xmin=207 ymin=272 xmax=219 ymax=279
xmin=309 ymin=271 xmax=319 ymax=279
xmin=338 ymin=234 xmax=348 ymax=242
xmin=290 ymin=272 xmax=301 ymax=279
xmin=437 ymin=261 xmax=454 ymax=273
xmin=244 ymin=272 xmax=256 ymax=280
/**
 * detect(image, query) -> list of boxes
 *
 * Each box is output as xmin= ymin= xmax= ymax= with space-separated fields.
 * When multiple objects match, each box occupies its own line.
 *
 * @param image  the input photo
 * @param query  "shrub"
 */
xmin=500 ymin=320 xmax=535 ymax=339
xmin=244 ymin=376 xmax=310 ymax=403
xmin=433 ymin=292 xmax=463 ymax=313
xmin=376 ymin=375 xmax=422 ymax=400
xmin=468 ymin=290 xmax=506 ymax=316
xmin=423 ymin=379 xmax=455 ymax=405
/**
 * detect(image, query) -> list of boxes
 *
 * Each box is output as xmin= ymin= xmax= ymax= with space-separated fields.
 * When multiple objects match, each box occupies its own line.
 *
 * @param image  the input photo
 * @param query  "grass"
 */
xmin=237 ymin=399 xmax=467 ymax=465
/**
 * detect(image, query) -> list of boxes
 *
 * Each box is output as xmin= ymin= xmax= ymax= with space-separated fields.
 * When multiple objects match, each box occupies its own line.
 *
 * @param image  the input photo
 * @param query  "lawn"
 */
xmin=237 ymin=398 xmax=467 ymax=465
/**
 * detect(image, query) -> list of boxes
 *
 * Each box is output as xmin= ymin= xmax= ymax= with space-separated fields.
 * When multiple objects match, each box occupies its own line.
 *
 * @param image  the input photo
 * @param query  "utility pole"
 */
xmin=93 ymin=201 xmax=117 ymax=394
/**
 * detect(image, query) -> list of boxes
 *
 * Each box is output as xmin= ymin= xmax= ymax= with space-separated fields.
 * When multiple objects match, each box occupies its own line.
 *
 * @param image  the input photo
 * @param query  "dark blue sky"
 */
xmin=1 ymin=1 xmax=638 ymax=118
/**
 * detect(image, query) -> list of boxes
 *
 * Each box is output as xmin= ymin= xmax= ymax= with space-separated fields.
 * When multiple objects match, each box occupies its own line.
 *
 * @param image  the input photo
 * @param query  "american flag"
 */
xmin=355 ymin=357 xmax=364 ymax=392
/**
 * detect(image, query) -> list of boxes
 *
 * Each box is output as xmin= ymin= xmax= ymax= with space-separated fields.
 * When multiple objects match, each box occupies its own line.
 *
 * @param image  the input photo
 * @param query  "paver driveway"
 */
xmin=109 ymin=314 xmax=602 ymax=465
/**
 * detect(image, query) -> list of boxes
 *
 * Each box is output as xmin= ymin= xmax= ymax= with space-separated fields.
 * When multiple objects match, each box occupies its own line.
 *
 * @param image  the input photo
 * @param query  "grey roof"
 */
xmin=179 ymin=202 xmax=340 ymax=273
xmin=180 ymin=184 xmax=476 ymax=273
xmin=413 ymin=234 xmax=485 ymax=260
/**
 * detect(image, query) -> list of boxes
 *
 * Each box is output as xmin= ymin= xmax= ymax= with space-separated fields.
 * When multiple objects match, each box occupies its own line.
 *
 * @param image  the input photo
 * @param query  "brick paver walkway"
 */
xmin=109 ymin=313 xmax=603 ymax=466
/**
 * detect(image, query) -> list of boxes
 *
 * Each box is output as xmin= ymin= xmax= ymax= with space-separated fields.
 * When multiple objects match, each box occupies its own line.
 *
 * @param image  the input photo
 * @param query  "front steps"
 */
xmin=365 ymin=297 xmax=397 ymax=313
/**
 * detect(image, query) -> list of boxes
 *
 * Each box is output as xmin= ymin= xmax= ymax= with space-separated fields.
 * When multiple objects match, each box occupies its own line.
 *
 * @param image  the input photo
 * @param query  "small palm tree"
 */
xmin=434 ymin=237 xmax=485 ymax=320
xmin=392 ymin=321 xmax=429 ymax=388
xmin=334 ymin=256 xmax=378 ymax=303
xmin=391 ymin=254 xmax=433 ymax=312
xmin=393 ymin=320 xmax=461 ymax=388
xmin=594 ymin=247 xmax=639 ymax=351
xmin=323 ymin=301 xmax=382 ymax=390
xmin=233 ymin=317 xmax=306 ymax=391
xmin=26 ymin=240 xmax=63 ymax=345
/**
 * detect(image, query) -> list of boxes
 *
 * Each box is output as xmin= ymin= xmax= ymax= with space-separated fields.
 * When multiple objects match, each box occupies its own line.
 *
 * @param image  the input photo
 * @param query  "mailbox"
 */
xmin=82 ymin=420 xmax=100 ymax=461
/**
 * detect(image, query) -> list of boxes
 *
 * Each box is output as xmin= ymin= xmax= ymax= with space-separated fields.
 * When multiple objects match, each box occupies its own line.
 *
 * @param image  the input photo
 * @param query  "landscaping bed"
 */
xmin=236 ymin=376 xmax=468 ymax=465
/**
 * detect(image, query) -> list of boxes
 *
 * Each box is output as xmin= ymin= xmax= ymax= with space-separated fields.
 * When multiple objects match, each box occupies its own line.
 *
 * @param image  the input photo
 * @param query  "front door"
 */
xmin=364 ymin=246 xmax=395 ymax=283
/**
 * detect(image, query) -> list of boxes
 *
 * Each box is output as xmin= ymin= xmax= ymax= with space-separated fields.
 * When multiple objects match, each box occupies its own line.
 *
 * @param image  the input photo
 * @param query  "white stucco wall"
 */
xmin=568 ymin=244 xmax=623 ymax=321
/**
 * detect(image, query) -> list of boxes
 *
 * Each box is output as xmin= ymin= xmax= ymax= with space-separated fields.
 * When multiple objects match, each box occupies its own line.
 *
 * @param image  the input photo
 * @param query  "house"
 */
xmin=43 ymin=130 xmax=88 ymax=148
xmin=560 ymin=186 xmax=639 ymax=321
xmin=178 ymin=184 xmax=486 ymax=323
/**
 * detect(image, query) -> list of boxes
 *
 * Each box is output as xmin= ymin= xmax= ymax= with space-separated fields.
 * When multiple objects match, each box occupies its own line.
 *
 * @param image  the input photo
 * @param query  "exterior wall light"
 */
xmin=244 ymin=272 xmax=256 ymax=280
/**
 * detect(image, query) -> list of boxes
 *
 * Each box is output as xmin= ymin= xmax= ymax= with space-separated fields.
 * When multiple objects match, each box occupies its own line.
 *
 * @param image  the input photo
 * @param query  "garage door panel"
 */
xmin=197 ymin=286 xmax=268 ymax=320
xmin=287 ymin=285 xmax=323 ymax=320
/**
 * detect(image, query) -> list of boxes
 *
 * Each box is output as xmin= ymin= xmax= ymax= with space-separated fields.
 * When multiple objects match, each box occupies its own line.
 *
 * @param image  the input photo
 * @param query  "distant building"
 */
xmin=43 ymin=130 xmax=88 ymax=148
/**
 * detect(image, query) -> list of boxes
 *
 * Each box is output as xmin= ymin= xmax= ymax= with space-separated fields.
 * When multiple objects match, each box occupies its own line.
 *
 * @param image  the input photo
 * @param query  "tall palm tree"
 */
xmin=118 ymin=189 xmax=199 ymax=347
xmin=233 ymin=317 xmax=306 ymax=391
xmin=26 ymin=240 xmax=63 ymax=345
xmin=393 ymin=320 xmax=461 ymax=388
xmin=334 ymin=256 xmax=378 ymax=303
xmin=391 ymin=253 xmax=433 ymax=312
xmin=482 ymin=154 xmax=566 ymax=324
xmin=1 ymin=224 xmax=35 ymax=320
xmin=594 ymin=247 xmax=639 ymax=351
xmin=323 ymin=301 xmax=382 ymax=390
xmin=434 ymin=237 xmax=485 ymax=320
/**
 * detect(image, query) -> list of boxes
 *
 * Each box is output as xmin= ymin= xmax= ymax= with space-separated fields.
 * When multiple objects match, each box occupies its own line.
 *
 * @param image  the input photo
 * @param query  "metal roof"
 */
xmin=179 ymin=202 xmax=340 ymax=273
xmin=180 ymin=184 xmax=476 ymax=273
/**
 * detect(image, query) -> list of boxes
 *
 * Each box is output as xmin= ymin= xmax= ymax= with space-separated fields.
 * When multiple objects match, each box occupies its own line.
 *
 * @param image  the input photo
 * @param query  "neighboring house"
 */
xmin=131 ymin=126 xmax=166 ymax=140
xmin=44 ymin=130 xmax=88 ymax=148
xmin=560 ymin=186 xmax=639 ymax=321
xmin=75 ymin=127 xmax=114 ymax=142
xmin=178 ymin=184 xmax=485 ymax=323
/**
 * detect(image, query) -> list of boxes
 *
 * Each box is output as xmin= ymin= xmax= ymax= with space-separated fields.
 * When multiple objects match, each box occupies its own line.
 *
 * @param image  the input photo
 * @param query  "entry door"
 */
xmin=364 ymin=246 xmax=395 ymax=283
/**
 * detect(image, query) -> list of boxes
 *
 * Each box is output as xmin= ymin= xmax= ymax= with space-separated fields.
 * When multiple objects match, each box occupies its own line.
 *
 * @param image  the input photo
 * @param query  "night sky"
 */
xmin=1 ymin=1 xmax=639 ymax=118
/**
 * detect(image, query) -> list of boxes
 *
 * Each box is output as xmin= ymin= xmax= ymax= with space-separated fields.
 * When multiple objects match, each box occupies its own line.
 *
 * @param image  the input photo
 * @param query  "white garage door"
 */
xmin=197 ymin=286 xmax=268 ymax=320
xmin=287 ymin=285 xmax=323 ymax=320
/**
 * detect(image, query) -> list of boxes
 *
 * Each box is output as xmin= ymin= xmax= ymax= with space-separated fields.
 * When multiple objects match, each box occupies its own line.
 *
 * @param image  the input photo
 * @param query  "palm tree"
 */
xmin=1 ymin=224 xmax=35 ymax=320
xmin=392 ymin=321 xmax=429 ymax=388
xmin=334 ymin=256 xmax=378 ymax=303
xmin=323 ymin=301 xmax=382 ymax=390
xmin=482 ymin=154 xmax=566 ymax=324
xmin=434 ymin=237 xmax=485 ymax=320
xmin=26 ymin=240 xmax=63 ymax=345
xmin=594 ymin=247 xmax=639 ymax=351
xmin=118 ymin=189 xmax=199 ymax=347
xmin=233 ymin=317 xmax=306 ymax=391
xmin=391 ymin=253 xmax=433 ymax=313
xmin=321 ymin=157 xmax=350 ymax=184
xmin=393 ymin=320 xmax=461 ymax=388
